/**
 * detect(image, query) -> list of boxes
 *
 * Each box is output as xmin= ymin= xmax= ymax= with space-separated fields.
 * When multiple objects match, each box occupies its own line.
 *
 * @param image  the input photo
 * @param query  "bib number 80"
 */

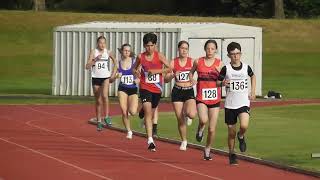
xmin=146 ymin=74 xmax=160 ymax=83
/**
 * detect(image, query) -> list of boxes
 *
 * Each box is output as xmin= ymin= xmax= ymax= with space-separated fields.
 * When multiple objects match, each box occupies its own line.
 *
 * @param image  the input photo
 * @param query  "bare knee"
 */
xmin=177 ymin=118 xmax=185 ymax=126
xmin=240 ymin=124 xmax=249 ymax=131
xmin=122 ymin=111 xmax=128 ymax=118
xmin=129 ymin=108 xmax=137 ymax=116
xmin=102 ymin=95 xmax=109 ymax=101
xmin=208 ymin=127 xmax=216 ymax=134
xmin=228 ymin=127 xmax=236 ymax=138
xmin=95 ymin=96 xmax=103 ymax=106
xmin=187 ymin=111 xmax=197 ymax=119
xmin=199 ymin=118 xmax=208 ymax=125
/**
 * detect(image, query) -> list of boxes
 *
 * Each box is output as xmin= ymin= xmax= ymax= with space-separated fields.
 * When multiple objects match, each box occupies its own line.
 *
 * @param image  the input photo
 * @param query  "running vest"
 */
xmin=224 ymin=63 xmax=250 ymax=109
xmin=91 ymin=49 xmax=111 ymax=78
xmin=173 ymin=57 xmax=192 ymax=83
xmin=196 ymin=57 xmax=221 ymax=105
xmin=118 ymin=58 xmax=137 ymax=89
xmin=140 ymin=51 xmax=163 ymax=93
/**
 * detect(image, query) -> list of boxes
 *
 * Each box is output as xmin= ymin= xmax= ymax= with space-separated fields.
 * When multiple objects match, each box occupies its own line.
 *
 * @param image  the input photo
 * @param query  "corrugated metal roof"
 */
xmin=55 ymin=22 xmax=261 ymax=31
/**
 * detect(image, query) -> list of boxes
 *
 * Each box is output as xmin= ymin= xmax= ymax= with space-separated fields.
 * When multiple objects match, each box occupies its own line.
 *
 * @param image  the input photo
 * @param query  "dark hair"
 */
xmin=121 ymin=43 xmax=131 ymax=51
xmin=143 ymin=33 xmax=157 ymax=45
xmin=227 ymin=42 xmax=241 ymax=54
xmin=178 ymin=40 xmax=189 ymax=48
xmin=97 ymin=36 xmax=106 ymax=43
xmin=118 ymin=43 xmax=135 ymax=57
xmin=204 ymin=39 xmax=218 ymax=50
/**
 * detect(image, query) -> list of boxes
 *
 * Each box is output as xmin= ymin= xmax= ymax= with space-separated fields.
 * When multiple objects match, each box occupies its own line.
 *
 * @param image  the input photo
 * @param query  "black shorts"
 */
xmin=225 ymin=106 xmax=250 ymax=125
xmin=118 ymin=86 xmax=138 ymax=96
xmin=92 ymin=77 xmax=109 ymax=86
xmin=171 ymin=85 xmax=195 ymax=102
xmin=140 ymin=89 xmax=161 ymax=108
xmin=196 ymin=101 xmax=221 ymax=109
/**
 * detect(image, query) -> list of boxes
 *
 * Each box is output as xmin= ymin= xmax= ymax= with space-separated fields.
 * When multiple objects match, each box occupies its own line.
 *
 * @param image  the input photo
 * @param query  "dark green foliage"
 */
xmin=1 ymin=0 xmax=320 ymax=18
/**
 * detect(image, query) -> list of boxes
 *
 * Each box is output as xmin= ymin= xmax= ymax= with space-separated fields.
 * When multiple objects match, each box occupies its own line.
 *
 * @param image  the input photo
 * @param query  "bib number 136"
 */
xmin=202 ymin=88 xmax=218 ymax=100
xmin=230 ymin=80 xmax=247 ymax=92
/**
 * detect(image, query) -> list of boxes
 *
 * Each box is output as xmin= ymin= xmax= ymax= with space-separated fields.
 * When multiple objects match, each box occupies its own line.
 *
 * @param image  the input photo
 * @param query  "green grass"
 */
xmin=263 ymin=52 xmax=320 ymax=98
xmin=0 ymin=57 xmax=51 ymax=93
xmin=110 ymin=105 xmax=320 ymax=172
xmin=0 ymin=10 xmax=320 ymax=97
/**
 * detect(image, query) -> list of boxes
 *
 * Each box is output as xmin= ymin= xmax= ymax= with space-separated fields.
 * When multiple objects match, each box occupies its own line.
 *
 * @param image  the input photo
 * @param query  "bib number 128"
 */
xmin=202 ymin=88 xmax=218 ymax=100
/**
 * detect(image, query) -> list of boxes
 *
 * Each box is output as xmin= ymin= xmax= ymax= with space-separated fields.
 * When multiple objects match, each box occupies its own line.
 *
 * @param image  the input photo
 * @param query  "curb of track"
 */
xmin=88 ymin=119 xmax=320 ymax=178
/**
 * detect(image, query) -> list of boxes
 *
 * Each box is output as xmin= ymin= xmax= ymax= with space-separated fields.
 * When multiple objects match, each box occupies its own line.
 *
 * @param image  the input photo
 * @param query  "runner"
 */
xmin=132 ymin=33 xmax=171 ymax=151
xmin=217 ymin=42 xmax=256 ymax=165
xmin=115 ymin=43 xmax=139 ymax=139
xmin=164 ymin=40 xmax=196 ymax=151
xmin=189 ymin=40 xmax=223 ymax=160
xmin=85 ymin=36 xmax=117 ymax=131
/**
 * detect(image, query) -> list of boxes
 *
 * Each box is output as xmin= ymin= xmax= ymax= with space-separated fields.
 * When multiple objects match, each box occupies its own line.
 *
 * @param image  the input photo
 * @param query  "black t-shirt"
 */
xmin=218 ymin=62 xmax=254 ymax=81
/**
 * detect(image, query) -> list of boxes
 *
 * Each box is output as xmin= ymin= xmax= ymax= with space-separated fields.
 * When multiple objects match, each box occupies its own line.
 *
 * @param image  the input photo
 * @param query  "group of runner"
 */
xmin=85 ymin=32 xmax=256 ymax=165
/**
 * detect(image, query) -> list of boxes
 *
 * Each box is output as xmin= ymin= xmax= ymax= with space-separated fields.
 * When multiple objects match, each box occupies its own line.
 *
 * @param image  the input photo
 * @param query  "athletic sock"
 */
xmin=205 ymin=147 xmax=211 ymax=157
xmin=199 ymin=127 xmax=204 ymax=136
xmin=148 ymin=137 xmax=154 ymax=144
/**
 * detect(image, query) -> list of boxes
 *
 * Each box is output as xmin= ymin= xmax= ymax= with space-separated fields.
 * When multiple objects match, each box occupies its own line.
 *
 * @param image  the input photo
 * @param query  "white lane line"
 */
xmin=0 ymin=137 xmax=113 ymax=180
xmin=24 ymin=106 xmax=224 ymax=180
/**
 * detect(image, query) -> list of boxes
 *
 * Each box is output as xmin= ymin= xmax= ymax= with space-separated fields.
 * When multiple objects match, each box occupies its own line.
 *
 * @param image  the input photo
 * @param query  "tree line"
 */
xmin=1 ymin=0 xmax=320 ymax=18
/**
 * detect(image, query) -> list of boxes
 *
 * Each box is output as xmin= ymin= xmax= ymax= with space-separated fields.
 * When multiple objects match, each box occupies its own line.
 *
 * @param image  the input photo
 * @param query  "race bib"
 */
xmin=230 ymin=79 xmax=247 ymax=92
xmin=93 ymin=60 xmax=110 ymax=78
xmin=146 ymin=73 xmax=160 ymax=84
xmin=176 ymin=71 xmax=190 ymax=82
xmin=96 ymin=62 xmax=107 ymax=70
xmin=120 ymin=75 xmax=134 ymax=85
xmin=202 ymin=88 xmax=218 ymax=100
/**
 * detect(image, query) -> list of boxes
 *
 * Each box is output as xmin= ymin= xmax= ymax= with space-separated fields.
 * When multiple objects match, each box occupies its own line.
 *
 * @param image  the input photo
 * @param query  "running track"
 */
xmin=0 ymin=100 xmax=319 ymax=180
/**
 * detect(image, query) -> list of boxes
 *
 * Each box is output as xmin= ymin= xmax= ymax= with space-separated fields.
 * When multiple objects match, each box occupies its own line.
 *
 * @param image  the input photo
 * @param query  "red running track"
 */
xmin=0 ymin=103 xmax=318 ymax=180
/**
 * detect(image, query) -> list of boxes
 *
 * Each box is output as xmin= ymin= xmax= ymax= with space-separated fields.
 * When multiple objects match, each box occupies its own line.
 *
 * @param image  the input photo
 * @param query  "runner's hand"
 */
xmin=249 ymin=92 xmax=256 ymax=100
xmin=190 ymin=78 xmax=197 ymax=85
xmin=134 ymin=78 xmax=140 ymax=85
xmin=116 ymin=72 xmax=122 ymax=78
xmin=223 ymin=79 xmax=230 ymax=87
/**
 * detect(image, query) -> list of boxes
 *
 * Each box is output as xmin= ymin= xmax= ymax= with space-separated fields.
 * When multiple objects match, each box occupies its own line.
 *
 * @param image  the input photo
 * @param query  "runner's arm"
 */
xmin=164 ymin=60 xmax=175 ymax=83
xmin=132 ymin=54 xmax=142 ymax=78
xmin=108 ymin=51 xmax=118 ymax=83
xmin=188 ymin=59 xmax=198 ymax=85
xmin=85 ymin=49 xmax=95 ymax=70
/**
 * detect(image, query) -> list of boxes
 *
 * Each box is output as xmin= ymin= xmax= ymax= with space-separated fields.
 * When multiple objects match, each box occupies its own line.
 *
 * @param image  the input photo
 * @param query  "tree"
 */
xmin=33 ymin=0 xmax=46 ymax=11
xmin=274 ymin=0 xmax=285 ymax=18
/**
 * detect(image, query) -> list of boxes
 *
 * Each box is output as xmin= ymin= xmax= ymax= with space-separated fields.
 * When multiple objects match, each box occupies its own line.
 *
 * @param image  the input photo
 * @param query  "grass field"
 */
xmin=0 ymin=11 xmax=319 ymax=98
xmin=109 ymin=104 xmax=320 ymax=172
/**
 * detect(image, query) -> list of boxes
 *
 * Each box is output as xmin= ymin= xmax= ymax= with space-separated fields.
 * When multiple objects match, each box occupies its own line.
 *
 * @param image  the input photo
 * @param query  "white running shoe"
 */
xmin=186 ymin=117 xmax=192 ymax=126
xmin=126 ymin=131 xmax=133 ymax=139
xmin=183 ymin=111 xmax=192 ymax=126
xmin=179 ymin=141 xmax=187 ymax=151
